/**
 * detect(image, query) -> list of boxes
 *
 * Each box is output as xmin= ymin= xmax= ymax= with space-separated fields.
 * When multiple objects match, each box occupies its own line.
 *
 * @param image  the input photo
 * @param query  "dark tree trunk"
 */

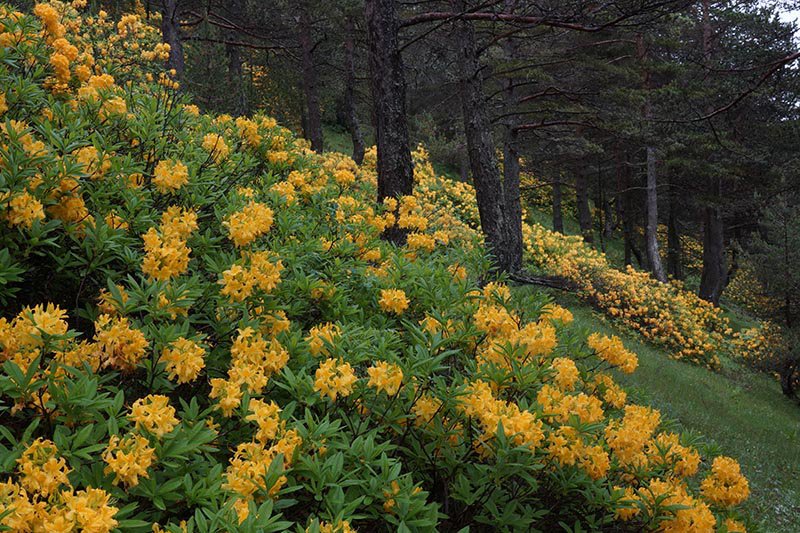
xmin=160 ymin=0 xmax=185 ymax=78
xmin=697 ymin=0 xmax=726 ymax=305
xmin=344 ymin=17 xmax=364 ymax=165
xmin=645 ymin=147 xmax=667 ymax=281
xmin=575 ymin=170 xmax=593 ymax=243
xmin=451 ymin=0 xmax=515 ymax=272
xmin=780 ymin=356 xmax=797 ymax=397
xmin=618 ymin=150 xmax=643 ymax=267
xmin=500 ymin=0 xmax=523 ymax=271
xmin=603 ymin=177 xmax=615 ymax=239
xmin=667 ymin=185 xmax=683 ymax=279
xmin=299 ymin=6 xmax=323 ymax=152
xmin=638 ymin=34 xmax=666 ymax=282
xmin=552 ymin=176 xmax=564 ymax=234
xmin=699 ymin=203 xmax=726 ymax=304
xmin=502 ymin=128 xmax=523 ymax=271
xmin=344 ymin=17 xmax=365 ymax=164
xmin=226 ymin=0 xmax=248 ymax=116
xmin=365 ymin=0 xmax=414 ymax=245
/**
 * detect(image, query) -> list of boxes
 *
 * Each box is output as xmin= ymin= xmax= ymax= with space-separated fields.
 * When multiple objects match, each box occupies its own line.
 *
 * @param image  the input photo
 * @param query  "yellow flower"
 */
xmin=587 ymin=333 xmax=638 ymax=374
xmin=379 ymin=288 xmax=409 ymax=315
xmin=94 ymin=314 xmax=149 ymax=371
xmin=161 ymin=337 xmax=205 ymax=383
xmin=551 ymin=357 xmax=580 ymax=391
xmin=314 ymin=358 xmax=357 ymax=401
xmin=202 ymin=132 xmax=230 ymax=162
xmin=129 ymin=394 xmax=179 ymax=438
xmin=16 ymin=438 xmax=70 ymax=496
xmin=2 ymin=191 xmax=45 ymax=228
xmin=152 ymin=159 xmax=189 ymax=193
xmin=306 ymin=322 xmax=340 ymax=357
xmin=62 ymin=487 xmax=119 ymax=533
xmin=245 ymin=399 xmax=282 ymax=443
xmin=224 ymin=201 xmax=274 ymax=247
xmin=102 ymin=433 xmax=155 ymax=487
xmin=366 ymin=361 xmax=403 ymax=395
xmin=700 ymin=456 xmax=750 ymax=507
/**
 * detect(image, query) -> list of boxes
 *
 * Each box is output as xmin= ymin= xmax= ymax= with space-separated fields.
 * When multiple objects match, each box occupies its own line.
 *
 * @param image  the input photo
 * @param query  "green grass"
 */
xmin=514 ymin=287 xmax=800 ymax=532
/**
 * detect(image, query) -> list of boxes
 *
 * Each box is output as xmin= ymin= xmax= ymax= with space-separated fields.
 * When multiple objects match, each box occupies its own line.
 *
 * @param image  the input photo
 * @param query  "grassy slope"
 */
xmin=519 ymin=201 xmax=800 ymax=531
xmin=321 ymin=125 xmax=800 ymax=530
xmin=523 ymin=290 xmax=800 ymax=532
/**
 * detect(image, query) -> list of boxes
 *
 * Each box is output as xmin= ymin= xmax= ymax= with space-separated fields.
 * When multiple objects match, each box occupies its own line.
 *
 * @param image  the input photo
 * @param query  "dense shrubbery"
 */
xmin=0 ymin=3 xmax=752 ymax=532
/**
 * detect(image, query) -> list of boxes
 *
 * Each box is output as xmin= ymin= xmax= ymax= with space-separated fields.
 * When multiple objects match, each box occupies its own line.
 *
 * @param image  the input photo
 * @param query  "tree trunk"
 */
xmin=552 ymin=176 xmax=564 ymax=234
xmin=667 ymin=186 xmax=683 ymax=279
xmin=618 ymin=150 xmax=643 ymax=267
xmin=344 ymin=17 xmax=365 ymax=164
xmin=365 ymin=0 xmax=415 ymax=245
xmin=500 ymin=0 xmax=523 ymax=271
xmin=698 ymin=203 xmax=726 ymax=304
xmin=226 ymin=0 xmax=248 ymax=117
xmin=697 ymin=0 xmax=726 ymax=304
xmin=575 ymin=170 xmax=593 ymax=243
xmin=451 ymin=0 xmax=515 ymax=272
xmin=502 ymin=128 xmax=523 ymax=271
xmin=645 ymin=147 xmax=667 ymax=281
xmin=637 ymin=33 xmax=666 ymax=282
xmin=160 ymin=0 xmax=185 ymax=78
xmin=299 ymin=6 xmax=323 ymax=152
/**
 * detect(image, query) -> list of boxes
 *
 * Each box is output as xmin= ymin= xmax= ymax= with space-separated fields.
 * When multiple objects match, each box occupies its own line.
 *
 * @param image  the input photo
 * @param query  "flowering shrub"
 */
xmin=0 ymin=3 xmax=753 ymax=532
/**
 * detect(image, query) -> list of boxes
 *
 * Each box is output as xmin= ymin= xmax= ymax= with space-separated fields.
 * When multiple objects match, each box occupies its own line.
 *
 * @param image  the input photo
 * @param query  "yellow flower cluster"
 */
xmin=224 ymin=201 xmax=274 ymax=247
xmin=219 ymin=251 xmax=284 ymax=302
xmin=202 ymin=132 xmax=230 ymax=163
xmin=314 ymin=358 xmax=358 ymax=401
xmin=210 ymin=328 xmax=289 ymax=416
xmin=141 ymin=207 xmax=197 ymax=280
xmin=128 ymin=394 xmax=179 ymax=438
xmin=2 ymin=191 xmax=45 ymax=228
xmin=152 ymin=159 xmax=189 ymax=193
xmin=309 ymin=520 xmax=357 ymax=533
xmin=223 ymin=427 xmax=301 ymax=517
xmin=604 ymin=404 xmax=661 ymax=468
xmin=94 ymin=313 xmax=149 ymax=371
xmin=161 ymin=337 xmax=205 ymax=383
xmin=102 ymin=433 xmax=155 ymax=487
xmin=366 ymin=361 xmax=404 ymax=395
xmin=701 ymin=456 xmax=750 ymax=507
xmin=306 ymin=322 xmax=341 ymax=357
xmin=245 ymin=398 xmax=282 ymax=443
xmin=459 ymin=380 xmax=545 ymax=452
xmin=2 ymin=438 xmax=118 ymax=532
xmin=378 ymin=288 xmax=409 ymax=315
xmin=587 ymin=333 xmax=639 ymax=374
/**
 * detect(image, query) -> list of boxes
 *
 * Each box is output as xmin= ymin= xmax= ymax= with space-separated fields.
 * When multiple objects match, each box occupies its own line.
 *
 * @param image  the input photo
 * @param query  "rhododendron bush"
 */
xmin=0 ymin=3 xmax=751 ymax=532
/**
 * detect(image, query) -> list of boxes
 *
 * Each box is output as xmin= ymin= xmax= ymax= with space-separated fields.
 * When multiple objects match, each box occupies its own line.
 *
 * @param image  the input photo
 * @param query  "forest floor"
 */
xmin=323 ymin=125 xmax=800 ymax=531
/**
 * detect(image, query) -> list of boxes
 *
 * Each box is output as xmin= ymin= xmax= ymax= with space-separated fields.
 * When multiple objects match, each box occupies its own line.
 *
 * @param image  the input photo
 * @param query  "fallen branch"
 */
xmin=508 ymin=271 xmax=576 ymax=291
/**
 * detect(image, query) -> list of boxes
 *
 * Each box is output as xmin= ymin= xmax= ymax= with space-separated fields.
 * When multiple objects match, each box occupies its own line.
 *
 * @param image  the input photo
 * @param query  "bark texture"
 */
xmin=160 ymin=0 xmax=185 ymax=78
xmin=299 ymin=6 xmax=323 ymax=152
xmin=500 ymin=0 xmax=523 ymax=271
xmin=645 ymin=147 xmax=667 ymax=281
xmin=452 ymin=0 xmax=516 ymax=272
xmin=365 ymin=0 xmax=415 ymax=244
xmin=699 ymin=203 xmax=727 ymax=304
xmin=575 ymin=170 xmax=593 ymax=243
xmin=226 ymin=0 xmax=248 ymax=116
xmin=698 ymin=0 xmax=727 ymax=304
xmin=552 ymin=176 xmax=564 ymax=233
xmin=344 ymin=17 xmax=365 ymax=164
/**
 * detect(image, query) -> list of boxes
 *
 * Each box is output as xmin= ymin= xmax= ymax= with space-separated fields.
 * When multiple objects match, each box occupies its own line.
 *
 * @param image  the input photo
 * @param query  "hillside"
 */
xmin=0 ymin=4 xmax=774 ymax=533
